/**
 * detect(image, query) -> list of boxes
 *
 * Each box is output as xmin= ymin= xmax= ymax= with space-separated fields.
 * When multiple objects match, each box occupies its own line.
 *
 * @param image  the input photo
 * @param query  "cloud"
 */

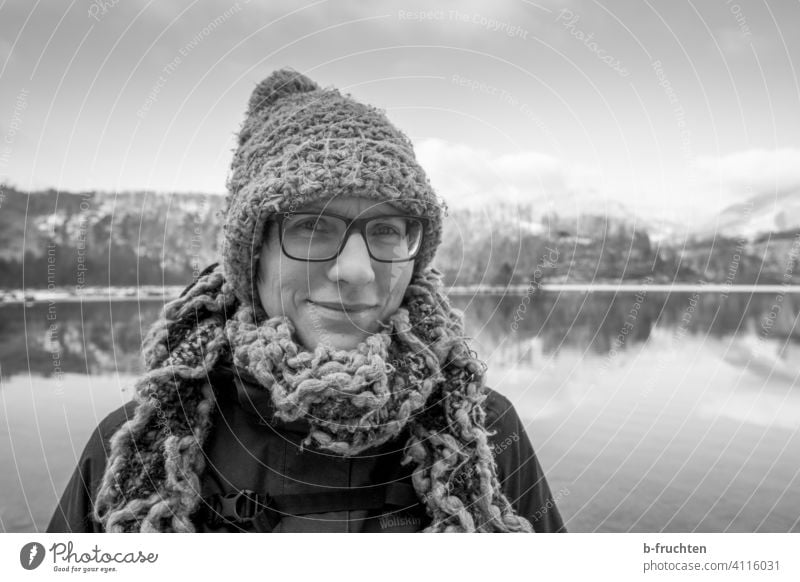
xmin=713 ymin=28 xmax=756 ymax=58
xmin=414 ymin=138 xmax=622 ymax=220
xmin=0 ymin=38 xmax=11 ymax=65
xmin=696 ymin=148 xmax=800 ymax=200
xmin=415 ymin=138 xmax=568 ymax=208
xmin=415 ymin=141 xmax=800 ymax=226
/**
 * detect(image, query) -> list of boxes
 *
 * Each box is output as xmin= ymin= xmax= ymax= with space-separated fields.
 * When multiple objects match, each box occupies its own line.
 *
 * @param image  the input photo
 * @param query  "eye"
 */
xmin=286 ymin=215 xmax=337 ymax=235
xmin=369 ymin=218 xmax=406 ymax=237
xmin=373 ymin=223 xmax=401 ymax=235
xmin=297 ymin=218 xmax=319 ymax=231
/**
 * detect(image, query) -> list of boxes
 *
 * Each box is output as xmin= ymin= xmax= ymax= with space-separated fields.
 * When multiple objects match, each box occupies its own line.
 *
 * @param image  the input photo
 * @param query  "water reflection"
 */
xmin=455 ymin=290 xmax=800 ymax=357
xmin=0 ymin=301 xmax=163 ymax=378
xmin=1 ymin=291 xmax=797 ymax=379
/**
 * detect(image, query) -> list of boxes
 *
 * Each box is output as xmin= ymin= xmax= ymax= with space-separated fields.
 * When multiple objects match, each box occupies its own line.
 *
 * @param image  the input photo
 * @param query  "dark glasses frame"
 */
xmin=272 ymin=211 xmax=429 ymax=263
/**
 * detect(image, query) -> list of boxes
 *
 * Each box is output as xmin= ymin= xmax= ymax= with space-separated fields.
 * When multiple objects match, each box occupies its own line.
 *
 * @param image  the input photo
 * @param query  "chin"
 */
xmin=299 ymin=327 xmax=373 ymax=352
xmin=324 ymin=333 xmax=367 ymax=352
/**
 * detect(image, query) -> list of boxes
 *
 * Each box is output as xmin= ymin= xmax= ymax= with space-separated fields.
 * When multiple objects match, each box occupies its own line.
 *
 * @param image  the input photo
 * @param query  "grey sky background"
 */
xmin=1 ymin=0 xmax=798 ymax=224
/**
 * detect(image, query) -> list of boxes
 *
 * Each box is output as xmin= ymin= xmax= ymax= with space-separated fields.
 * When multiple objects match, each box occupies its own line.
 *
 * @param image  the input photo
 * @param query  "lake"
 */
xmin=1 ymin=289 xmax=798 ymax=532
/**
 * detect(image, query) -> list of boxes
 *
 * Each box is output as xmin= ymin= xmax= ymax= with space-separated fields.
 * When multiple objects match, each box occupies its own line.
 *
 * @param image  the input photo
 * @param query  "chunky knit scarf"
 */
xmin=93 ymin=264 xmax=533 ymax=533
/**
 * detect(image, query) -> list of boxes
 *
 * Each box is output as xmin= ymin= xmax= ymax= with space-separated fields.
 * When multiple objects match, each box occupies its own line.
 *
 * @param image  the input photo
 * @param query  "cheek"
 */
xmin=256 ymin=242 xmax=289 ymax=314
xmin=256 ymin=256 xmax=274 ymax=313
xmin=257 ymin=247 xmax=318 ymax=316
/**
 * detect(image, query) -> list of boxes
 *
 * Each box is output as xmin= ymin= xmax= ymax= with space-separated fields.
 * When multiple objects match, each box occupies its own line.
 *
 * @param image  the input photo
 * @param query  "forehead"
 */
xmin=299 ymin=196 xmax=403 ymax=218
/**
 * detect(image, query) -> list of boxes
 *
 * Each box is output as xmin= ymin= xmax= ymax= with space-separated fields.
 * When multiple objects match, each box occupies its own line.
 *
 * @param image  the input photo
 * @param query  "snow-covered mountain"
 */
xmin=695 ymin=187 xmax=800 ymax=240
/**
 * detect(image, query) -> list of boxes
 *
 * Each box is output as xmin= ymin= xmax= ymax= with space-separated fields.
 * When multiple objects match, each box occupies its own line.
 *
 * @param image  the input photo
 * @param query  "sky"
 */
xmin=1 ymin=0 xmax=799 ymax=225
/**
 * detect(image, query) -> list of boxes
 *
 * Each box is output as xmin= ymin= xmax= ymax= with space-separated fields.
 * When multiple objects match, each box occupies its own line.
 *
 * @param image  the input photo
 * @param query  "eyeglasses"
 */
xmin=273 ymin=212 xmax=427 ymax=263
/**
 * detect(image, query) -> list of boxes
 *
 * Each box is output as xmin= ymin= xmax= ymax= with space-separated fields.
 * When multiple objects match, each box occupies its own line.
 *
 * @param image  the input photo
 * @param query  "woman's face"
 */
xmin=256 ymin=196 xmax=416 ymax=351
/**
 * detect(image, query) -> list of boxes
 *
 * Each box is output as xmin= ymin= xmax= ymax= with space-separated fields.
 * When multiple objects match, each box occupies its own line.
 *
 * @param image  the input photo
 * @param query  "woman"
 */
xmin=48 ymin=68 xmax=565 ymax=533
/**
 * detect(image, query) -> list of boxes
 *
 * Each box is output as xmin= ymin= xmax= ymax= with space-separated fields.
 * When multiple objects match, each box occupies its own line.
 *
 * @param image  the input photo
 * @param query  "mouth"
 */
xmin=308 ymin=300 xmax=378 ymax=315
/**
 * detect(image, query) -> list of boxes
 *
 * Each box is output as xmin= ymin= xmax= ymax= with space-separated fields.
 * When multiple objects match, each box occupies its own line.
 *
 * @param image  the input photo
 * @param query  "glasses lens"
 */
xmin=365 ymin=217 xmax=423 ymax=261
xmin=282 ymin=214 xmax=347 ymax=260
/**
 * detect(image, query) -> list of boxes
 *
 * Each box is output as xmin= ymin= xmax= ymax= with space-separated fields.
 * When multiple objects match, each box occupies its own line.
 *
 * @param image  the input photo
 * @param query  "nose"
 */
xmin=327 ymin=231 xmax=376 ymax=286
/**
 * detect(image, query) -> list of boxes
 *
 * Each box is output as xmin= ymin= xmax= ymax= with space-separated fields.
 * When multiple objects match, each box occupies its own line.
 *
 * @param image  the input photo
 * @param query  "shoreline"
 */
xmin=5 ymin=282 xmax=800 ymax=304
xmin=0 ymin=286 xmax=186 ymax=304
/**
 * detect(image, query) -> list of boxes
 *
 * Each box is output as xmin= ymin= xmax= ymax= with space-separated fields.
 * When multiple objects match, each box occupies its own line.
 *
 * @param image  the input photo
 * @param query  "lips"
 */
xmin=309 ymin=300 xmax=378 ymax=314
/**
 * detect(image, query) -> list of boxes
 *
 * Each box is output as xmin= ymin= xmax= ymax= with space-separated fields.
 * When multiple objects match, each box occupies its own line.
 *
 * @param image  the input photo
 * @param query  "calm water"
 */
xmin=1 ymin=291 xmax=798 ymax=532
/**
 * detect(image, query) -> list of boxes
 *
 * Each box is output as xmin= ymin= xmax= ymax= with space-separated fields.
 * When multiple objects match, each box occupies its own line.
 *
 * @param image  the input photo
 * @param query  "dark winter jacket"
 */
xmin=48 ymin=366 xmax=566 ymax=533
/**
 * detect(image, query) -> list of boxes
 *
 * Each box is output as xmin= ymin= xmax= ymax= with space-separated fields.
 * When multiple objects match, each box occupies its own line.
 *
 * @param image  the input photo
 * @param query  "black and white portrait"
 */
xmin=1 ymin=0 xmax=797 ymax=551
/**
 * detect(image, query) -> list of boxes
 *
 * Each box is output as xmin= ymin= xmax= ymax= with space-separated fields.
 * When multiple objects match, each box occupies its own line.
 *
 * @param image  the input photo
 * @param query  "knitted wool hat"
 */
xmin=222 ymin=68 xmax=446 ymax=307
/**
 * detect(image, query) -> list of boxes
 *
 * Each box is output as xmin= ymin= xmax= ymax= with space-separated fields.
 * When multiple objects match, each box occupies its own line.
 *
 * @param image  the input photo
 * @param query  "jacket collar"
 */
xmin=213 ymin=364 xmax=312 ymax=435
